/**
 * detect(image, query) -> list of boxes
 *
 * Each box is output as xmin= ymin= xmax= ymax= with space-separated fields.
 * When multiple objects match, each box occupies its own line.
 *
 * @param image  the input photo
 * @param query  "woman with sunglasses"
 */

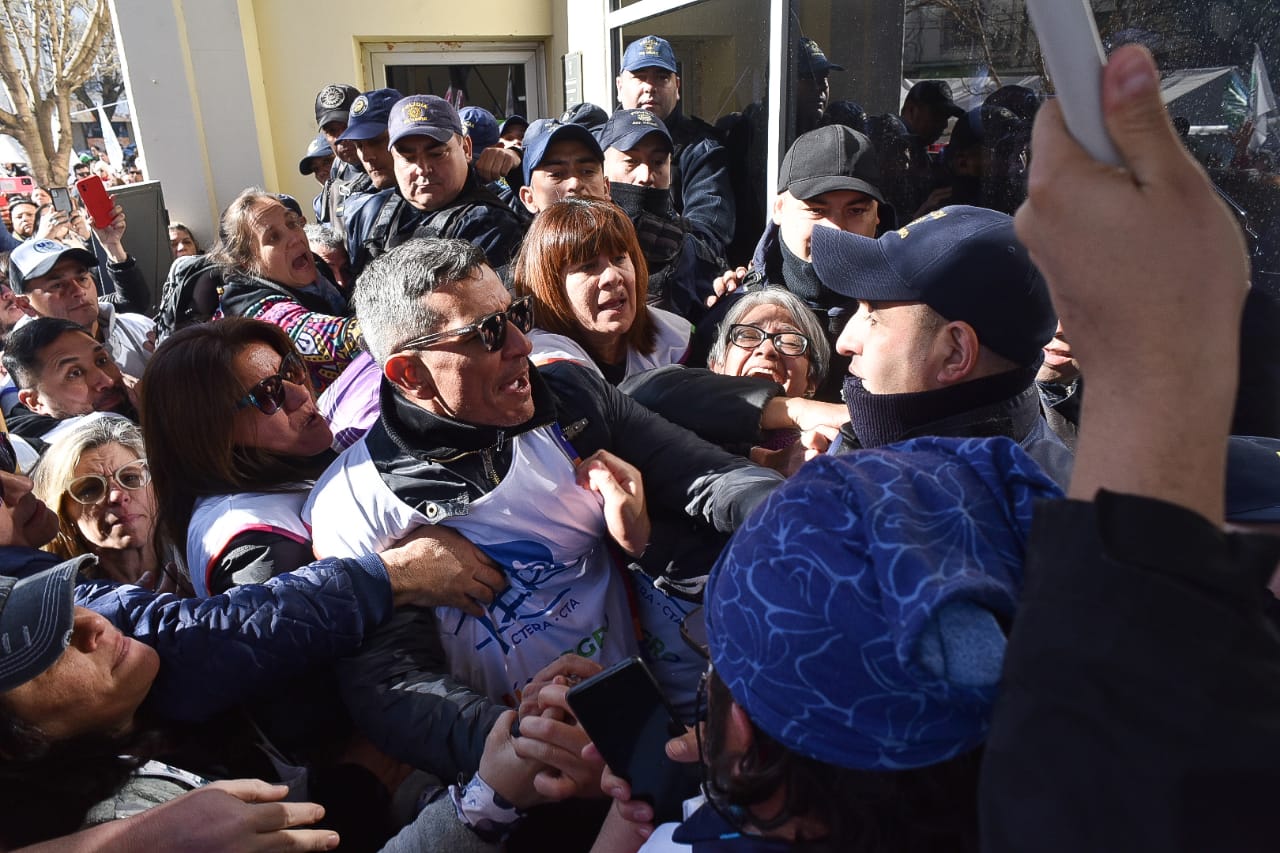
xmin=31 ymin=418 xmax=185 ymax=593
xmin=513 ymin=197 xmax=691 ymax=385
xmin=141 ymin=318 xmax=334 ymax=597
xmin=213 ymin=188 xmax=361 ymax=394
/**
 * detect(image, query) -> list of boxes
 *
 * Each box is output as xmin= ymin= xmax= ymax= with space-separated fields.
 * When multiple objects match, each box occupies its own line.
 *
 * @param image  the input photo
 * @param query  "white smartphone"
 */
xmin=1025 ymin=0 xmax=1123 ymax=166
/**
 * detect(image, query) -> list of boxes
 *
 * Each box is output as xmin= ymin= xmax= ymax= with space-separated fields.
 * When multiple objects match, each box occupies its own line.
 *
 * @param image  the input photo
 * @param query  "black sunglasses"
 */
xmin=235 ymin=351 xmax=308 ymax=416
xmin=394 ymin=296 xmax=535 ymax=354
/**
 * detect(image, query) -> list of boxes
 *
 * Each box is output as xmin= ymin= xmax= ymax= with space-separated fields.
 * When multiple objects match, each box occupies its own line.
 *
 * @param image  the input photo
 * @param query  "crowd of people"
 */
xmin=0 ymin=32 xmax=1276 ymax=853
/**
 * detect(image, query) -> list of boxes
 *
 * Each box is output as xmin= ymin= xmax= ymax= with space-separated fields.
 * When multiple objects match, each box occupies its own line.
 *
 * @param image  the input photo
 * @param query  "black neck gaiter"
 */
xmin=780 ymin=238 xmax=829 ymax=304
xmin=843 ymin=365 xmax=1037 ymax=448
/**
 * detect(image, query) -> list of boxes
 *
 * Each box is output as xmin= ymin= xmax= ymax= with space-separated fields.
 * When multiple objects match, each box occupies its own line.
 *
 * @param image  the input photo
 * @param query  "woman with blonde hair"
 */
xmin=31 ymin=417 xmax=182 ymax=591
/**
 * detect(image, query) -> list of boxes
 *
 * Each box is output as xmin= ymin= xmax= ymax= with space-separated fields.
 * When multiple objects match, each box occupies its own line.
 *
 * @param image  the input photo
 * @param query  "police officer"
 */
xmin=313 ymin=83 xmax=367 ymax=230
xmin=344 ymin=94 xmax=526 ymax=277
xmin=616 ymin=35 xmax=735 ymax=260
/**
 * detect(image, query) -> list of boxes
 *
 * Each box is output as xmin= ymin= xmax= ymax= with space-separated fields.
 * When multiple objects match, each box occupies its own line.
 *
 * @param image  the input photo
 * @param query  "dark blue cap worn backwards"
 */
xmin=599 ymin=108 xmax=673 ymax=153
xmin=387 ymin=95 xmax=464 ymax=148
xmin=811 ymin=206 xmax=1056 ymax=367
xmin=706 ymin=436 xmax=1063 ymax=771
xmin=622 ymin=35 xmax=678 ymax=74
xmin=338 ymin=88 xmax=403 ymax=142
xmin=521 ymin=118 xmax=604 ymax=185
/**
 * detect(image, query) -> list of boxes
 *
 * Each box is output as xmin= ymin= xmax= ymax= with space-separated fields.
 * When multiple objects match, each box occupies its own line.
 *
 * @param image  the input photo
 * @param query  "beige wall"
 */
xmin=243 ymin=0 xmax=555 ymax=206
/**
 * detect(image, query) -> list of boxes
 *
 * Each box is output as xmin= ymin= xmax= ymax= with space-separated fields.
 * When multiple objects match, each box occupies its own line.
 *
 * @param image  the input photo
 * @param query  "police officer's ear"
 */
xmin=384 ymin=353 xmax=437 ymax=402
xmin=935 ymin=320 xmax=981 ymax=386
xmin=518 ymin=184 xmax=539 ymax=215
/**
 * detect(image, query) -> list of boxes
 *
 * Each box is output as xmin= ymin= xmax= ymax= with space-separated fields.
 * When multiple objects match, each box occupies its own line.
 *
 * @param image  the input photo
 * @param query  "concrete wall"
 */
xmin=243 ymin=0 xmax=554 ymax=206
xmin=111 ymin=0 xmax=555 ymax=240
xmin=109 ymin=0 xmax=267 ymax=248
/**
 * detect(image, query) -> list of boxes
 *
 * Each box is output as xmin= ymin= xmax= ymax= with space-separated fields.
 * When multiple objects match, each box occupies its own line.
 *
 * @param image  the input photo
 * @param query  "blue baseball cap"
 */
xmin=621 ymin=35 xmax=678 ymax=74
xmin=707 ymin=436 xmax=1062 ymax=771
xmin=797 ymin=37 xmax=844 ymax=75
xmin=599 ymin=108 xmax=672 ymax=153
xmin=386 ymin=95 xmax=464 ymax=148
xmin=521 ymin=118 xmax=604 ymax=185
xmin=811 ymin=206 xmax=1056 ymax=367
xmin=338 ymin=88 xmax=403 ymax=142
xmin=9 ymin=240 xmax=98 ymax=293
xmin=459 ymin=107 xmax=500 ymax=152
xmin=0 ymin=559 xmax=86 ymax=692
xmin=297 ymin=134 xmax=333 ymax=175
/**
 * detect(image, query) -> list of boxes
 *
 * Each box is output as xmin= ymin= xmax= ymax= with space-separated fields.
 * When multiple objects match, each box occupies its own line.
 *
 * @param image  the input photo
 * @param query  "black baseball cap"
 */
xmin=777 ymin=125 xmax=886 ymax=206
xmin=315 ymin=83 xmax=360 ymax=129
xmin=907 ymin=80 xmax=966 ymax=118
xmin=810 ymin=206 xmax=1056 ymax=367
xmin=599 ymin=108 xmax=672 ymax=154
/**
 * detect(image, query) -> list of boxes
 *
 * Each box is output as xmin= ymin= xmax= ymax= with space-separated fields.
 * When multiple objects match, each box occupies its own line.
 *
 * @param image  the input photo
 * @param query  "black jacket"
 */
xmin=980 ymin=492 xmax=1280 ymax=852
xmin=665 ymin=107 xmax=736 ymax=260
xmin=338 ymin=360 xmax=782 ymax=778
xmin=343 ymin=170 xmax=527 ymax=277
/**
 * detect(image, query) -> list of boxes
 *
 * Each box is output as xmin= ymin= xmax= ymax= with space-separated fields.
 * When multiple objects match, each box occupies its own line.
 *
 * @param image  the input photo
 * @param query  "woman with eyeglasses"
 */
xmin=30 ymin=418 xmax=186 ymax=593
xmin=213 ymin=188 xmax=361 ymax=394
xmin=141 ymin=318 xmax=334 ymax=598
xmin=706 ymin=288 xmax=829 ymax=401
xmin=513 ymin=197 xmax=691 ymax=385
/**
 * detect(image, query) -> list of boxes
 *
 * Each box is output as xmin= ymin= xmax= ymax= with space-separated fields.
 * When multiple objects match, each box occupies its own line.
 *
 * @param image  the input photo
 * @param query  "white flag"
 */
xmin=96 ymin=103 xmax=124 ymax=169
xmin=1250 ymin=44 xmax=1277 ymax=152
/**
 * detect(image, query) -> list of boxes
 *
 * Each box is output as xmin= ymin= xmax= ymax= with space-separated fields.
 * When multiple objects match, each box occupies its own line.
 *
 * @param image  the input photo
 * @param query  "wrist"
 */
xmin=450 ymin=773 xmax=526 ymax=842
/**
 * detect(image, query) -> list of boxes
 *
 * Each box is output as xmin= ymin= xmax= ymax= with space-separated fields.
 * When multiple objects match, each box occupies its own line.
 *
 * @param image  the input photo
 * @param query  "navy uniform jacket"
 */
xmin=344 ymin=170 xmax=526 ymax=277
xmin=665 ymin=106 xmax=736 ymax=260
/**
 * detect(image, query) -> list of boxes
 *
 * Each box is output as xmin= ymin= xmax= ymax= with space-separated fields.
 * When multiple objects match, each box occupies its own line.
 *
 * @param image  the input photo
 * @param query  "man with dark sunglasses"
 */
xmin=304 ymin=236 xmax=782 ymax=795
xmin=2 ymin=317 xmax=136 ymax=447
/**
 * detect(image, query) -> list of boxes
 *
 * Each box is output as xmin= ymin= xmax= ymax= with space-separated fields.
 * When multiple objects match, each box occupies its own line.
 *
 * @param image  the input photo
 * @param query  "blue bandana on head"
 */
xmin=706 ymin=436 xmax=1063 ymax=772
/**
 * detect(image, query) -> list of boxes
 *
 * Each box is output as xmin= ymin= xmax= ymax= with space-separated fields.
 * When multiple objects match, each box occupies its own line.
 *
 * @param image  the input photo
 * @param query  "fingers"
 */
xmin=206 ymin=778 xmax=290 ymax=804
xmin=537 ymin=652 xmax=603 ymax=684
xmin=1100 ymin=45 xmax=1188 ymax=185
xmin=665 ymin=727 xmax=699 ymax=764
xmin=575 ymin=450 xmax=642 ymax=495
xmin=243 ymin=800 xmax=327 ymax=833
xmin=599 ymin=763 xmax=633 ymax=800
xmin=263 ymin=829 xmax=342 ymax=851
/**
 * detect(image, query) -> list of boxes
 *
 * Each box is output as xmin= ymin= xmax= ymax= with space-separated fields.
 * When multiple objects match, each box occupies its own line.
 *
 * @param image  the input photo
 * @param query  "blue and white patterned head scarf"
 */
xmin=706 ymin=436 xmax=1063 ymax=771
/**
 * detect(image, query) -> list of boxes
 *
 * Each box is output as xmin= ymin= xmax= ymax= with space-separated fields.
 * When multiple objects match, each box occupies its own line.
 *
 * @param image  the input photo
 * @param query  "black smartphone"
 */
xmin=567 ymin=657 xmax=696 ymax=824
xmin=50 ymin=186 xmax=73 ymax=213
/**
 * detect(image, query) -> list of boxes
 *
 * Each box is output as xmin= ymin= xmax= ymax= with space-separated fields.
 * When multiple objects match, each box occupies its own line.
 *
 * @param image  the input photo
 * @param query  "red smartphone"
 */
xmin=75 ymin=175 xmax=115 ymax=228
xmin=0 ymin=176 xmax=35 ymax=196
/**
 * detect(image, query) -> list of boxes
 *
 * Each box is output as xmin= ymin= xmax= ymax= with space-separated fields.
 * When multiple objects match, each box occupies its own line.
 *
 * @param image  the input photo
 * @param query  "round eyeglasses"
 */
xmin=67 ymin=459 xmax=151 ymax=505
xmin=727 ymin=324 xmax=810 ymax=357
